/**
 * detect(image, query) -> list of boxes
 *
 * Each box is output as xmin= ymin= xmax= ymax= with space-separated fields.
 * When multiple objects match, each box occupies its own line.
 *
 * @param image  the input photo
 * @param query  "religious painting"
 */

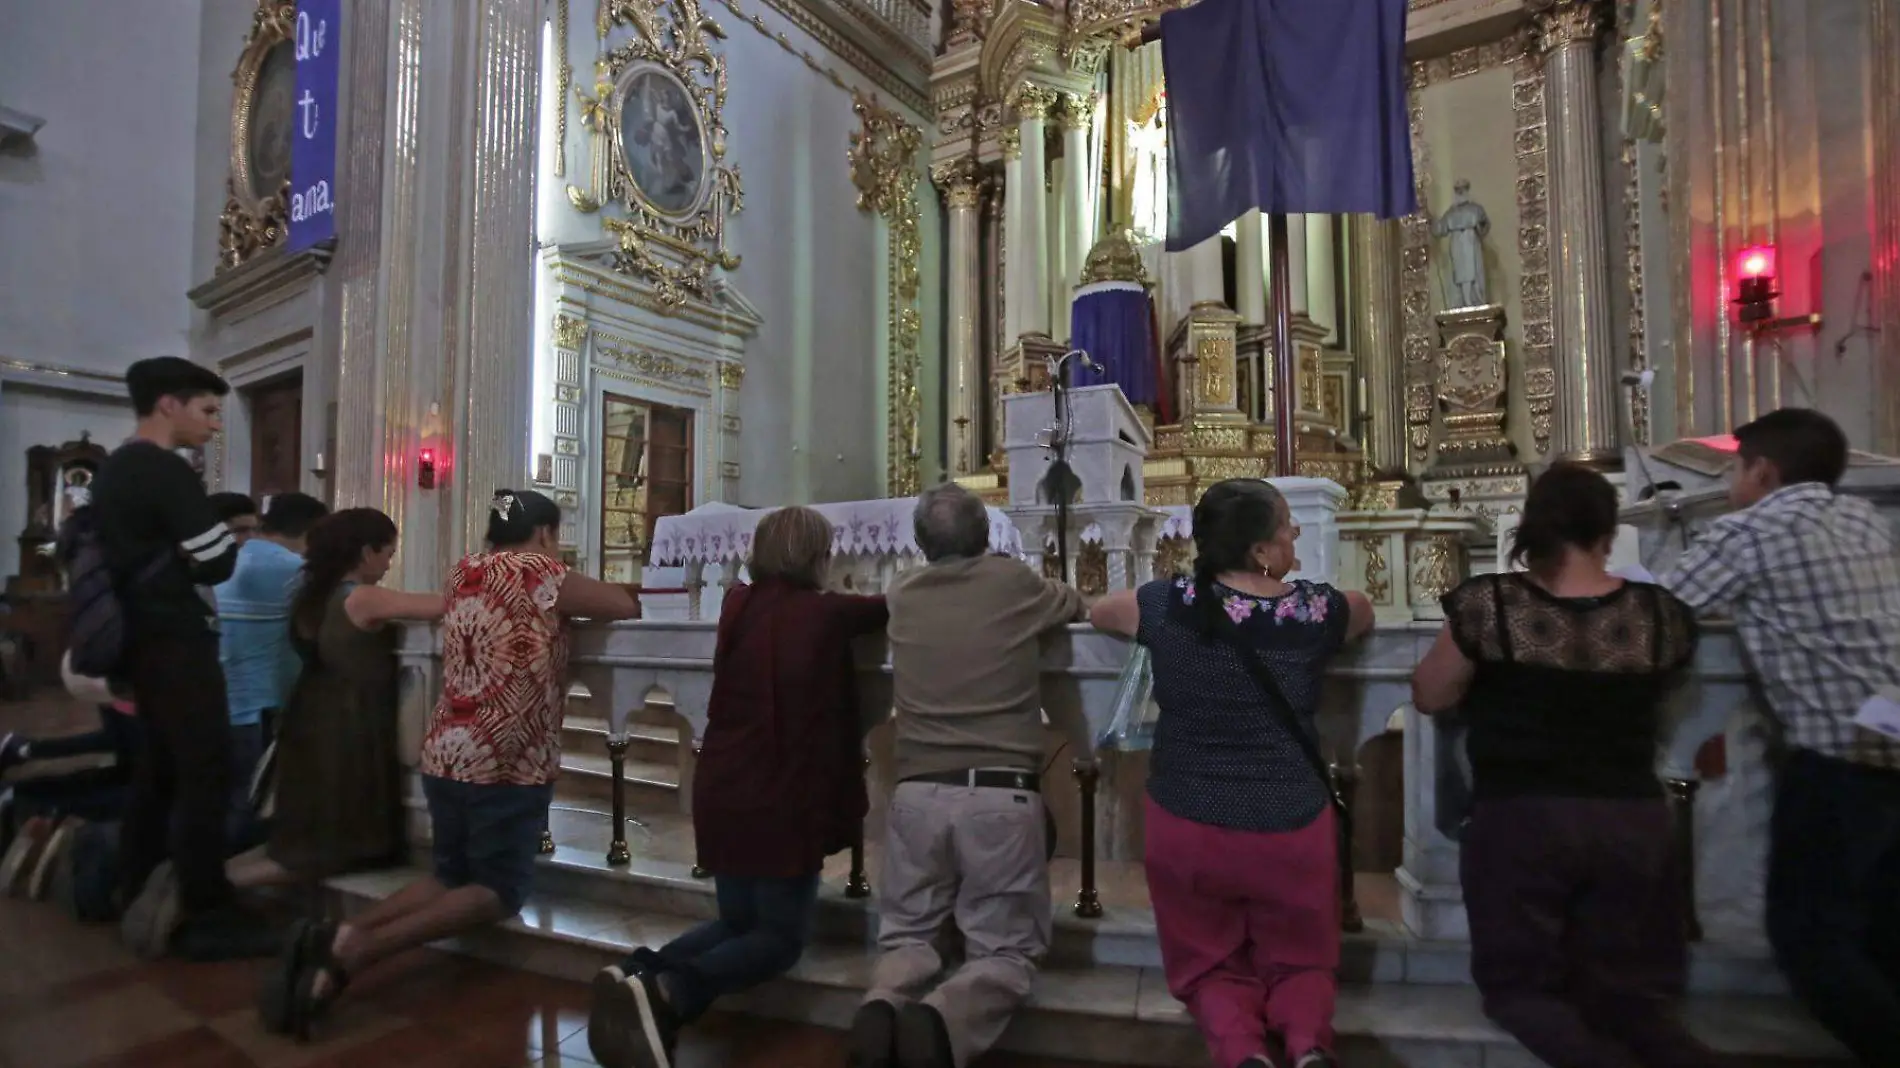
xmin=245 ymin=41 xmax=296 ymax=204
xmin=615 ymin=63 xmax=710 ymax=220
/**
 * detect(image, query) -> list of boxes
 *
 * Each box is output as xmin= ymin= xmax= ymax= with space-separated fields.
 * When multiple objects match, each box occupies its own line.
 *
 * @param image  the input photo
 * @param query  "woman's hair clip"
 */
xmin=491 ymin=492 xmax=517 ymax=521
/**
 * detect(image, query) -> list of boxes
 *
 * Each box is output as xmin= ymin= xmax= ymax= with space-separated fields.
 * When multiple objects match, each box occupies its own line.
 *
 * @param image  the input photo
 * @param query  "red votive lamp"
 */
xmin=1733 ymin=244 xmax=1777 ymax=323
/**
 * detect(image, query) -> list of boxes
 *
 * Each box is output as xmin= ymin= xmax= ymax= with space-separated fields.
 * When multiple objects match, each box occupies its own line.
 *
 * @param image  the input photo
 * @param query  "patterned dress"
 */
xmin=418 ymin=552 xmax=570 ymax=786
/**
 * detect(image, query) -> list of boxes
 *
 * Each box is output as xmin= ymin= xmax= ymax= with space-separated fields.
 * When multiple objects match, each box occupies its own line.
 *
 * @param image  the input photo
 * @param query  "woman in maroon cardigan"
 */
xmin=589 ymin=505 xmax=888 ymax=1068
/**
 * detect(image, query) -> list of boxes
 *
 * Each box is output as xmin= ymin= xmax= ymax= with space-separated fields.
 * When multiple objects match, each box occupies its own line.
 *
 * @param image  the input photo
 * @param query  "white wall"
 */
xmin=0 ymin=0 xmax=204 ymax=578
xmin=0 ymin=0 xmax=205 ymax=374
xmin=544 ymin=2 xmax=940 ymax=507
xmin=0 ymin=387 xmax=135 ymax=578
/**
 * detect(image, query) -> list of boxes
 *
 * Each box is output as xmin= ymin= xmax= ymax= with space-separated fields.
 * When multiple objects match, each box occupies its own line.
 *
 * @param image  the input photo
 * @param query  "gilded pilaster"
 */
xmin=1349 ymin=214 xmax=1407 ymax=473
xmin=1532 ymin=0 xmax=1620 ymax=464
xmin=455 ymin=0 xmax=542 ymax=554
xmin=933 ymin=159 xmax=984 ymax=475
xmin=331 ymin=0 xmax=395 ymax=514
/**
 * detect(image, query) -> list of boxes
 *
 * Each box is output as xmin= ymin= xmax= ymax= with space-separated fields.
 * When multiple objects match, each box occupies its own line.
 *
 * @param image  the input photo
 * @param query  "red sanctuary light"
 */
xmin=418 ymin=447 xmax=438 ymax=490
xmin=1733 ymin=244 xmax=1778 ymax=323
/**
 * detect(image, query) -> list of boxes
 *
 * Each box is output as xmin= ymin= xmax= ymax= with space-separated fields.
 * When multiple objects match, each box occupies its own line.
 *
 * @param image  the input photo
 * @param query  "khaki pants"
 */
xmin=864 ymin=780 xmax=1051 ymax=1068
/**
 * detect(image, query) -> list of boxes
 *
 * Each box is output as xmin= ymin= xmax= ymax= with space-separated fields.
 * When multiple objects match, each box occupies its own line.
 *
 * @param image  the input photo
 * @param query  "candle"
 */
xmin=1358 ymin=376 xmax=1368 ymax=412
xmin=315 ymin=450 xmax=326 ymax=472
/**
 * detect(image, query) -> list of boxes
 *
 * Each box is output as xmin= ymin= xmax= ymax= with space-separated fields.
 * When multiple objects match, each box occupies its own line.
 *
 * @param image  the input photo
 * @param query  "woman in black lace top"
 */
xmin=1412 ymin=463 xmax=1720 ymax=1068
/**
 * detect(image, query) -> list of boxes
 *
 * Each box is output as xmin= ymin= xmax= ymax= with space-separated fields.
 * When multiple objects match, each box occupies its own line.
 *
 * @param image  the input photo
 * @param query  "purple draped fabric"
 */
xmin=1071 ymin=286 xmax=1163 ymax=410
xmin=1160 ymin=0 xmax=1417 ymax=251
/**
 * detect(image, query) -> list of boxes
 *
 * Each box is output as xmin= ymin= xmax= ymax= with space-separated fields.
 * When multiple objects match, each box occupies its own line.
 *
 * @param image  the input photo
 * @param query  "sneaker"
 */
xmin=171 ymin=906 xmax=281 ymax=961
xmin=588 ymin=964 xmax=677 ymax=1068
xmin=1 ymin=816 xmax=53 ymax=896
xmin=1294 ymin=1050 xmax=1339 ymax=1068
xmin=894 ymin=1002 xmax=954 ymax=1068
xmin=848 ymin=999 xmax=898 ymax=1068
xmin=26 ymin=817 xmax=77 ymax=901
xmin=120 ymin=862 xmax=182 ymax=959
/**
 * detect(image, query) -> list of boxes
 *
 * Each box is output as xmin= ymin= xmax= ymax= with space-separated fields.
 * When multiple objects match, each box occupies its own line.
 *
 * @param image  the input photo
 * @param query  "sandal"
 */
xmin=287 ymin=921 xmax=350 ymax=1043
xmin=259 ymin=918 xmax=325 ymax=1034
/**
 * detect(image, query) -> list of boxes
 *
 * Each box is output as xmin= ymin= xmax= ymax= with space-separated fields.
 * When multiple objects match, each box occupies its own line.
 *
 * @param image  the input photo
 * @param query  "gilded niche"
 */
xmin=849 ymin=92 xmax=925 ymax=497
xmin=218 ymin=0 xmax=297 ymax=270
xmin=600 ymin=0 xmax=744 ymax=308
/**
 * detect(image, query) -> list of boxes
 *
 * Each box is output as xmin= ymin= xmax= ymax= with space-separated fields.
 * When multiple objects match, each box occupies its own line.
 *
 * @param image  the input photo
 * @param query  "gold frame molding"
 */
xmin=600 ymin=0 xmax=744 ymax=308
xmin=218 ymin=0 xmax=297 ymax=271
xmin=1402 ymin=30 xmax=1556 ymax=468
xmin=849 ymin=93 xmax=925 ymax=497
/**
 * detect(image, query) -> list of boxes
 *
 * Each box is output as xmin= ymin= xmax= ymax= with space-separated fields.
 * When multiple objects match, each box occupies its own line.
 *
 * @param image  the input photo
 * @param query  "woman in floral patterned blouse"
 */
xmin=267 ymin=489 xmax=640 ymax=1039
xmin=1091 ymin=480 xmax=1373 ymax=1068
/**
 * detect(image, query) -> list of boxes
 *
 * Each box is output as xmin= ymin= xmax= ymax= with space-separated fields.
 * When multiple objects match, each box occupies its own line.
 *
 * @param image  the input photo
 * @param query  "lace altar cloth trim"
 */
xmin=1069 ymin=506 xmax=1191 ymax=546
xmin=651 ymin=499 xmax=1025 ymax=566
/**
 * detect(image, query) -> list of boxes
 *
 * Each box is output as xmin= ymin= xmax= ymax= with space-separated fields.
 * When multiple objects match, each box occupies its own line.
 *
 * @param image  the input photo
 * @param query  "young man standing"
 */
xmin=91 ymin=356 xmax=272 ymax=960
xmin=215 ymin=492 xmax=329 ymax=852
xmin=1660 ymin=408 xmax=1900 ymax=1064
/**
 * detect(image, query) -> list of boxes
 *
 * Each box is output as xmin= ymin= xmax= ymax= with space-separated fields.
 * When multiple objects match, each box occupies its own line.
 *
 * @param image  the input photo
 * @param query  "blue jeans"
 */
xmin=623 ymin=873 xmax=821 ymax=1023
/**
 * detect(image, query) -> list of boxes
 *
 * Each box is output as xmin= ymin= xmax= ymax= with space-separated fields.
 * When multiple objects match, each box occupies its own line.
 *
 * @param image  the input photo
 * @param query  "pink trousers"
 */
xmin=1143 ymin=796 xmax=1340 ymax=1068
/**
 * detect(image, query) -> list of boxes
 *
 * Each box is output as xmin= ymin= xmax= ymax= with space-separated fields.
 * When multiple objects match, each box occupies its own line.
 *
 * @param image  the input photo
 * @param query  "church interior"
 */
xmin=3 ymin=0 xmax=1899 ymax=1064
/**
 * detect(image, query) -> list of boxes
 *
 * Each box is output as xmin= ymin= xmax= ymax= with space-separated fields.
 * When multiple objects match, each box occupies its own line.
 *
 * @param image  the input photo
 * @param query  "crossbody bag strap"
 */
xmin=1216 ymin=615 xmax=1344 ymax=812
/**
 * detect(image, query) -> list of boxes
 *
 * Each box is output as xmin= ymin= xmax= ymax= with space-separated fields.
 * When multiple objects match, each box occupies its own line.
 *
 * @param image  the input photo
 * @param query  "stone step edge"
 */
xmin=323 ymin=870 xmax=1848 ymax=1066
xmin=557 ymin=753 xmax=680 ymax=789
xmin=560 ymin=717 xmax=680 ymax=743
xmin=529 ymin=845 xmax=1785 ymax=969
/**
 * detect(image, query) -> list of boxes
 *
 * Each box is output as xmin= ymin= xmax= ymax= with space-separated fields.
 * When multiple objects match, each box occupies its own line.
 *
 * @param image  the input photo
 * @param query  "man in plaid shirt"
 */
xmin=1660 ymin=408 xmax=1900 ymax=1063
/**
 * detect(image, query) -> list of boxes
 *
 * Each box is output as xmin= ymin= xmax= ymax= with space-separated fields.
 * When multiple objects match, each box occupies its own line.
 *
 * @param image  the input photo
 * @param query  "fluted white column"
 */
xmin=454 ymin=0 xmax=542 ymax=552
xmin=1534 ymin=0 xmax=1619 ymax=463
xmin=1058 ymin=93 xmax=1095 ymax=296
xmin=1284 ymin=214 xmax=1309 ymax=316
xmin=1017 ymin=85 xmax=1054 ymax=338
xmin=933 ymin=160 xmax=983 ymax=474
xmin=1235 ymin=210 xmax=1266 ymax=323
xmin=1306 ymin=213 xmax=1337 ymax=343
xmin=1185 ymin=236 xmax=1225 ymax=306
xmin=1001 ymin=128 xmax=1025 ymax=342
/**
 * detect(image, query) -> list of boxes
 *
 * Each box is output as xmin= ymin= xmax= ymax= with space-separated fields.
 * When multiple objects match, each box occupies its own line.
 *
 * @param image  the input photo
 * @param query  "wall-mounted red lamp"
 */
xmin=1732 ymin=243 xmax=1821 ymax=333
xmin=418 ymin=447 xmax=438 ymax=489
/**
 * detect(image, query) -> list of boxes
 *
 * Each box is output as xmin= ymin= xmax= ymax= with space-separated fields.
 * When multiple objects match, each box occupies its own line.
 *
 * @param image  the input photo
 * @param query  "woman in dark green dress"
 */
xmin=228 ymin=509 xmax=442 ymax=888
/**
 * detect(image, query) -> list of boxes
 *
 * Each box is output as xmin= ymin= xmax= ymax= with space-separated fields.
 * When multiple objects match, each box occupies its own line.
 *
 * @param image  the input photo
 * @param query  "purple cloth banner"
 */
xmin=1071 ymin=284 xmax=1163 ymax=410
xmin=1160 ymin=0 xmax=1416 ymax=251
xmin=288 ymin=0 xmax=340 ymax=252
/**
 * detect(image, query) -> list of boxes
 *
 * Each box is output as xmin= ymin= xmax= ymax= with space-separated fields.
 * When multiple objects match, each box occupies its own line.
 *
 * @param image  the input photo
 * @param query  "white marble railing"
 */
xmin=394 ymin=618 xmax=1765 ymax=944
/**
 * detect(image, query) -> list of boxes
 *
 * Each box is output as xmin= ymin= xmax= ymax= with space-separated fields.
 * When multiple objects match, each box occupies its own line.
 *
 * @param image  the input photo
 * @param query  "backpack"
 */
xmin=63 ymin=509 xmax=169 ymax=681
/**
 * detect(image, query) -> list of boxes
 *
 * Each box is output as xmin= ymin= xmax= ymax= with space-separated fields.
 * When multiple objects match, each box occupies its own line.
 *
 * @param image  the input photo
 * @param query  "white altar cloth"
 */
xmin=651 ymin=498 xmax=1024 ymax=566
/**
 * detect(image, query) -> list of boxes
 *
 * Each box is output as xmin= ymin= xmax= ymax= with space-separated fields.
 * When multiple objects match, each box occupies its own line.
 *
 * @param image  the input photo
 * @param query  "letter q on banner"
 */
xmin=287 ymin=0 xmax=341 ymax=252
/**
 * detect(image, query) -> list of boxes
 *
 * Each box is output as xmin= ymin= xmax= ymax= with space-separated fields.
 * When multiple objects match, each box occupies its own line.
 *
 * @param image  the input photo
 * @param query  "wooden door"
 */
xmin=643 ymin=405 xmax=693 ymax=550
xmin=247 ymin=374 xmax=303 ymax=498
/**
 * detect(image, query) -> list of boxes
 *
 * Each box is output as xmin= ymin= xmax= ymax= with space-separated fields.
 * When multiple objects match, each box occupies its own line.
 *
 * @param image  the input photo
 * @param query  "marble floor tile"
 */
xmin=73 ymin=1025 xmax=256 ymax=1068
xmin=0 ymin=981 xmax=198 ymax=1068
xmin=206 ymin=999 xmax=408 ymax=1068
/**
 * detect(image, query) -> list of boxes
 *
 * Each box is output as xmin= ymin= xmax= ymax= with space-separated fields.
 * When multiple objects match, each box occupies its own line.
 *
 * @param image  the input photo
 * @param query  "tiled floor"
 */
xmin=0 ymin=895 xmax=1142 ymax=1068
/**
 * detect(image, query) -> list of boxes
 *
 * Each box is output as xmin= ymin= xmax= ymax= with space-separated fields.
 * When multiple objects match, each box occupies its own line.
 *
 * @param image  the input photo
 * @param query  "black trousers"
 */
xmin=120 ymin=631 xmax=234 ymax=915
xmin=1768 ymin=748 xmax=1900 ymax=1065
xmin=1461 ymin=796 xmax=1720 ymax=1068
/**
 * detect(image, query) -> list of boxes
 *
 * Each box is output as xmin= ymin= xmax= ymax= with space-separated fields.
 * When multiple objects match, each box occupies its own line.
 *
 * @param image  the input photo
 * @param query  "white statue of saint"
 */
xmin=1432 ymin=179 xmax=1492 ymax=308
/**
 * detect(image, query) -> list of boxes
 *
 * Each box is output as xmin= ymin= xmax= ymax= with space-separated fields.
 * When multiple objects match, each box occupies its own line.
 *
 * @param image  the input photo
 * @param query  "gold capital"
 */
xmin=1013 ymin=83 xmax=1056 ymax=121
xmin=1528 ymin=0 xmax=1605 ymax=51
xmin=931 ymin=158 xmax=982 ymax=209
xmin=1056 ymin=93 xmax=1096 ymax=132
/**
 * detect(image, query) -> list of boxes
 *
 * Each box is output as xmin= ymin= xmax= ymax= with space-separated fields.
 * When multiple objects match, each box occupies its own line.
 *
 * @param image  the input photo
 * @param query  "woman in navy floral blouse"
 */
xmin=1093 ymin=479 xmax=1373 ymax=1068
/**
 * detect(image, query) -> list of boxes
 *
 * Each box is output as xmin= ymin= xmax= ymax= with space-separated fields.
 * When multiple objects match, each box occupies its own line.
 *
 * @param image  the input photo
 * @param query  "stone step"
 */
xmin=325 ymin=867 xmax=1849 ymax=1068
xmin=553 ymin=751 xmax=681 ymax=812
xmin=519 ymin=837 xmax=1790 ymax=999
xmin=560 ymin=716 xmax=681 ymax=767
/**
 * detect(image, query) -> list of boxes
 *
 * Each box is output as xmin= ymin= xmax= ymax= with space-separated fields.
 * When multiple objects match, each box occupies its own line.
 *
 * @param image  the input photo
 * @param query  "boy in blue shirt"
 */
xmin=215 ymin=492 xmax=329 ymax=851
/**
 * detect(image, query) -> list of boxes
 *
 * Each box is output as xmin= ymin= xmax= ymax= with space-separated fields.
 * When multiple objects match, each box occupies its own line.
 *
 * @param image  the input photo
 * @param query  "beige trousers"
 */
xmin=863 ymin=780 xmax=1052 ymax=1068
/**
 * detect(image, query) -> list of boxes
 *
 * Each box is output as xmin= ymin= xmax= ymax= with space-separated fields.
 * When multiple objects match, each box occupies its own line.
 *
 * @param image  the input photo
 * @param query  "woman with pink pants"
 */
xmin=1093 ymin=479 xmax=1374 ymax=1068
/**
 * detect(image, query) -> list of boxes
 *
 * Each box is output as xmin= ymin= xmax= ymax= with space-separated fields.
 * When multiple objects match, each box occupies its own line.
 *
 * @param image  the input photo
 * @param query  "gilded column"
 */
xmin=454 ymin=0 xmax=542 ymax=552
xmin=1016 ymin=84 xmax=1055 ymax=338
xmin=1000 ymin=128 xmax=1025 ymax=342
xmin=1348 ymin=214 xmax=1407 ymax=473
xmin=1306 ymin=213 xmax=1338 ymax=343
xmin=1236 ymin=211 xmax=1266 ymax=323
xmin=1533 ymin=0 xmax=1620 ymax=463
xmin=1057 ymin=93 xmax=1095 ymax=300
xmin=933 ymin=159 xmax=984 ymax=475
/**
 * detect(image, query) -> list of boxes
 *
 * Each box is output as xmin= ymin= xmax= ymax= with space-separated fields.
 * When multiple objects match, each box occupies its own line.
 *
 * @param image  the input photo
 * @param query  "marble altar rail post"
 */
xmin=933 ymin=159 xmax=984 ymax=475
xmin=394 ymin=618 xmax=1761 ymax=945
xmin=1532 ymin=0 xmax=1621 ymax=466
xmin=1348 ymin=215 xmax=1407 ymax=474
